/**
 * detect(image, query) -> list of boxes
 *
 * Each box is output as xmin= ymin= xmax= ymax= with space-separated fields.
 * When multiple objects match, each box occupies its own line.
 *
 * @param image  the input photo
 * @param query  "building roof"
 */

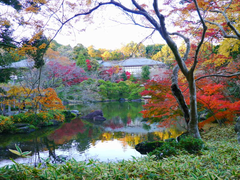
xmin=99 ymin=58 xmax=165 ymax=67
xmin=120 ymin=58 xmax=165 ymax=67
xmin=0 ymin=59 xmax=34 ymax=69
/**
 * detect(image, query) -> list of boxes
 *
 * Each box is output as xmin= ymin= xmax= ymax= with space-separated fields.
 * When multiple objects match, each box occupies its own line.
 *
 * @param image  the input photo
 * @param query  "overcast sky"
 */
xmin=54 ymin=5 xmax=167 ymax=50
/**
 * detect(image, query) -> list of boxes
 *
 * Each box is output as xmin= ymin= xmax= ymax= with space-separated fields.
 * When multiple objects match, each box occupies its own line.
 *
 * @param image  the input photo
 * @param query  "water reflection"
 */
xmin=0 ymin=102 xmax=185 ymax=167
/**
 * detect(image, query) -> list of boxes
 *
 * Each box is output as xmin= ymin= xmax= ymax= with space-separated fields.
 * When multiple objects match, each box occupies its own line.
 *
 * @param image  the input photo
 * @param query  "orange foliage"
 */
xmin=1 ymin=86 xmax=65 ymax=112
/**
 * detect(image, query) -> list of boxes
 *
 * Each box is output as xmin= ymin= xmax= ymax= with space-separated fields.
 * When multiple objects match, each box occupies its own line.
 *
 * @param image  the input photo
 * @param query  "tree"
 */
xmin=145 ymin=44 xmax=164 ymax=58
xmin=88 ymin=45 xmax=102 ymax=60
xmin=101 ymin=51 xmax=111 ymax=60
xmin=73 ymin=44 xmax=89 ymax=61
xmin=141 ymin=66 xmax=150 ymax=80
xmin=121 ymin=41 xmax=146 ymax=58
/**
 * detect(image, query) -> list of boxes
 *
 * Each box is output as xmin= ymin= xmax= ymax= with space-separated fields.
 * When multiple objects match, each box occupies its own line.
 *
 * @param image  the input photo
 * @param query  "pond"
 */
xmin=0 ymin=101 xmax=185 ymax=168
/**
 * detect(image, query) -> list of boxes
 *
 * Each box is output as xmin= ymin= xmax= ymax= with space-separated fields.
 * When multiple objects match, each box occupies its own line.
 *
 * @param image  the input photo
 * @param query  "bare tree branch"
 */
xmin=196 ymin=72 xmax=240 ymax=81
xmin=190 ymin=0 xmax=207 ymax=73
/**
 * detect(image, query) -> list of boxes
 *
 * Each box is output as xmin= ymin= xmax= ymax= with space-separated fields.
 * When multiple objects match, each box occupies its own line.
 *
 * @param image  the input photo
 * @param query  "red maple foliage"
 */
xmin=141 ymin=69 xmax=240 ymax=129
xmin=47 ymin=61 xmax=88 ymax=86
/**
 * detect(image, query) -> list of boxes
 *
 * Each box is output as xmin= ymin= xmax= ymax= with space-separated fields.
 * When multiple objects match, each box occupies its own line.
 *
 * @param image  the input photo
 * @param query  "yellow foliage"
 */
xmin=38 ymin=43 xmax=47 ymax=49
xmin=0 ymin=19 xmax=11 ymax=26
xmin=219 ymin=38 xmax=240 ymax=57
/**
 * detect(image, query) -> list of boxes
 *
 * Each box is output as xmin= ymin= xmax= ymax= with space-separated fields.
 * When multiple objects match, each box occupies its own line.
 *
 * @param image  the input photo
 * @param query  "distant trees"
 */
xmin=141 ymin=66 xmax=150 ymax=80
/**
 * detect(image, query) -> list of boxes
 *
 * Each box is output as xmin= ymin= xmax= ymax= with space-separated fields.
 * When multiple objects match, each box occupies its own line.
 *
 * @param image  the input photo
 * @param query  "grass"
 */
xmin=0 ymin=124 xmax=239 ymax=179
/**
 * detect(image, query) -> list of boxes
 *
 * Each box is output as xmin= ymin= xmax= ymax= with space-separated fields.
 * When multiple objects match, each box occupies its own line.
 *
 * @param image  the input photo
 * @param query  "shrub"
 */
xmin=178 ymin=136 xmax=204 ymax=153
xmin=149 ymin=140 xmax=178 ymax=159
xmin=0 ymin=115 xmax=14 ymax=133
xmin=149 ymin=136 xmax=204 ymax=159
xmin=10 ymin=111 xmax=65 ymax=126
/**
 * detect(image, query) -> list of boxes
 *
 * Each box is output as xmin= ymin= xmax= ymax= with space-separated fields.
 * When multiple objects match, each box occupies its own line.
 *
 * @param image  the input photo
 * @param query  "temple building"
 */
xmin=99 ymin=57 xmax=167 ymax=78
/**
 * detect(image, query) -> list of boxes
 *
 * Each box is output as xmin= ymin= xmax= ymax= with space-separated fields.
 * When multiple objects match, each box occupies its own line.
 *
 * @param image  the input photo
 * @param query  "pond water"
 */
xmin=0 ymin=102 xmax=185 ymax=168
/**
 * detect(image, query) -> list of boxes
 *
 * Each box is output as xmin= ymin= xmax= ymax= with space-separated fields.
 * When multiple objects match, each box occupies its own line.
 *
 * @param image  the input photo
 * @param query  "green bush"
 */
xmin=10 ymin=111 xmax=64 ymax=126
xmin=149 ymin=136 xmax=204 ymax=159
xmin=149 ymin=140 xmax=178 ymax=159
xmin=178 ymin=136 xmax=204 ymax=153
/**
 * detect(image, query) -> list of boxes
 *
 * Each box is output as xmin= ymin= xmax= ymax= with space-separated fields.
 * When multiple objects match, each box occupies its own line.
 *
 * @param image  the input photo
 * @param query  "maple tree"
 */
xmin=43 ymin=61 xmax=87 ymax=87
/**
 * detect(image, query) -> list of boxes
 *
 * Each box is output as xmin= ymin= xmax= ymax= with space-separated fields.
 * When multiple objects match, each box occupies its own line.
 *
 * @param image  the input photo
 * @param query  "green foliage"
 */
xmin=76 ymin=53 xmax=87 ymax=67
xmin=10 ymin=111 xmax=64 ymax=126
xmin=120 ymin=71 xmax=127 ymax=81
xmin=0 ymin=69 xmax=12 ymax=83
xmin=73 ymin=43 xmax=89 ymax=61
xmin=149 ymin=140 xmax=178 ymax=159
xmin=227 ymin=81 xmax=240 ymax=99
xmin=149 ymin=136 xmax=204 ymax=159
xmin=0 ymin=115 xmax=13 ymax=133
xmin=9 ymin=144 xmax=31 ymax=158
xmin=178 ymin=136 xmax=204 ymax=153
xmin=98 ymin=80 xmax=143 ymax=100
xmin=62 ymin=110 xmax=76 ymax=120
xmin=145 ymin=44 xmax=164 ymax=58
xmin=141 ymin=65 xmax=150 ymax=80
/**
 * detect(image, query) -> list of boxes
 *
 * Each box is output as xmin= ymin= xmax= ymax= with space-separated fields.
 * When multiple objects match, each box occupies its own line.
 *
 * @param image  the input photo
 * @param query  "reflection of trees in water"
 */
xmin=67 ymin=102 xmax=144 ymax=123
xmin=98 ymin=127 xmax=184 ymax=149
xmin=43 ymin=137 xmax=66 ymax=164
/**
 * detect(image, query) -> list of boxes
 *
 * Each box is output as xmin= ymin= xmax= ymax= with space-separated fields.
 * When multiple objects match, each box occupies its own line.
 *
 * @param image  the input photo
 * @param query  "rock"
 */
xmin=49 ymin=119 xmax=60 ymax=126
xmin=119 ymin=98 xmax=125 ymax=102
xmin=15 ymin=125 xmax=35 ymax=134
xmin=81 ymin=110 xmax=106 ymax=121
xmin=135 ymin=141 xmax=164 ymax=154
xmin=14 ymin=123 xmax=30 ymax=128
xmin=71 ymin=110 xmax=80 ymax=116
xmin=131 ymin=99 xmax=142 ymax=102
xmin=234 ymin=117 xmax=240 ymax=133
xmin=93 ymin=116 xmax=106 ymax=121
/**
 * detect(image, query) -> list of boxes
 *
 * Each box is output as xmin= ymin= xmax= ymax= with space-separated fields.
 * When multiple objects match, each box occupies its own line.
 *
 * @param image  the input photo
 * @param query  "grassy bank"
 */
xmin=0 ymin=125 xmax=239 ymax=179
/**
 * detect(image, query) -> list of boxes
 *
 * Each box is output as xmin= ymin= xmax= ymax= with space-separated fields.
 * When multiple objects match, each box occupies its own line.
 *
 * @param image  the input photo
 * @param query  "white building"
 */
xmin=99 ymin=57 xmax=167 ymax=78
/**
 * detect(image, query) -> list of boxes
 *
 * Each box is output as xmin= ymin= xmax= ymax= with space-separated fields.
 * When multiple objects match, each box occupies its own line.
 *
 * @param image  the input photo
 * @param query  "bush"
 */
xmin=178 ymin=136 xmax=204 ymax=153
xmin=0 ymin=115 xmax=14 ymax=133
xmin=149 ymin=136 xmax=204 ymax=159
xmin=149 ymin=140 xmax=178 ymax=159
xmin=10 ymin=111 xmax=65 ymax=126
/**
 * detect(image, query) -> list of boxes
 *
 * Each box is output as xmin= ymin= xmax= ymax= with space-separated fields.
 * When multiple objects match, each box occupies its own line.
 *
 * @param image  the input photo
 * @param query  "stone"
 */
xmin=81 ymin=110 xmax=106 ymax=121
xmin=14 ymin=123 xmax=30 ymax=128
xmin=131 ymin=99 xmax=142 ymax=102
xmin=119 ymin=98 xmax=125 ymax=102
xmin=49 ymin=119 xmax=60 ymax=126
xmin=71 ymin=110 xmax=80 ymax=116
xmin=15 ymin=125 xmax=35 ymax=134
xmin=93 ymin=116 xmax=106 ymax=121
xmin=135 ymin=141 xmax=164 ymax=154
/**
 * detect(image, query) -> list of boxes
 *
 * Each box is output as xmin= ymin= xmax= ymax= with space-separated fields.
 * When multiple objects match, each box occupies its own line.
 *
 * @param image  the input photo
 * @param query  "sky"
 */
xmin=54 ymin=5 xmax=167 ymax=50
xmin=55 ymin=22 xmax=166 ymax=50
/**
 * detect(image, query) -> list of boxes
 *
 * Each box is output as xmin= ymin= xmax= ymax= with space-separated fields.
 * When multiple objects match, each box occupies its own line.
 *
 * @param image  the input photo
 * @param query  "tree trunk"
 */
xmin=187 ymin=73 xmax=201 ymax=138
xmin=171 ymin=65 xmax=190 ymax=125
